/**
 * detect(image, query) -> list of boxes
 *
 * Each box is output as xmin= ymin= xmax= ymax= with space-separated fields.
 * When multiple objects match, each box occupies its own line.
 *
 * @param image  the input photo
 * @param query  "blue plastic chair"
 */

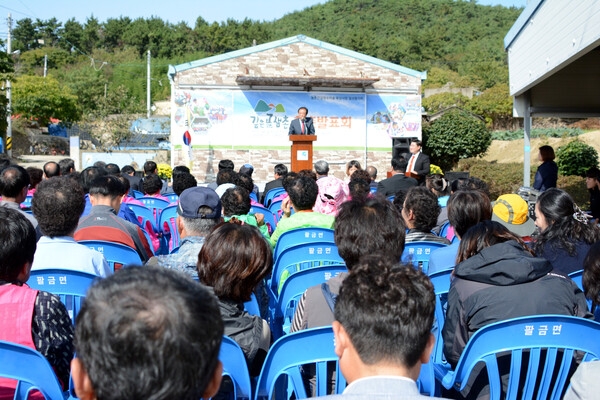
xmin=21 ymin=195 xmax=33 ymax=209
xmin=250 ymin=205 xmax=277 ymax=235
xmin=255 ymin=327 xmax=346 ymax=399
xmin=244 ymin=293 xmax=261 ymax=317
xmin=79 ymin=240 xmax=143 ymax=271
xmin=272 ymin=265 xmax=347 ymax=339
xmin=165 ymin=193 xmax=179 ymax=203
xmin=255 ymin=326 xmax=437 ymax=399
xmin=0 ymin=340 xmax=67 ymax=399
xmin=220 ymin=336 xmax=253 ymax=400
xmin=127 ymin=203 xmax=158 ymax=232
xmin=28 ymin=269 xmax=98 ymax=323
xmin=263 ymin=187 xmax=286 ymax=207
xmin=132 ymin=190 xmax=144 ymax=199
xmin=268 ymin=200 xmax=284 ymax=222
xmin=428 ymin=268 xmax=454 ymax=365
xmin=568 ymin=270 xmax=598 ymax=320
xmin=402 ymin=241 xmax=448 ymax=274
xmin=158 ymin=205 xmax=180 ymax=253
xmin=433 ymin=315 xmax=600 ymax=400
xmin=138 ymin=197 xmax=170 ymax=228
xmin=273 ymin=228 xmax=335 ymax=260
xmin=269 ymin=242 xmax=344 ymax=296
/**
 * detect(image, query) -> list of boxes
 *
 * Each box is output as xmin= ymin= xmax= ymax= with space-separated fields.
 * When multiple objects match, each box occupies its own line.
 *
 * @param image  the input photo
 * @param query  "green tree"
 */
xmin=423 ymin=109 xmax=492 ymax=171
xmin=422 ymin=92 xmax=470 ymax=114
xmin=60 ymin=19 xmax=84 ymax=52
xmin=12 ymin=75 xmax=80 ymax=125
xmin=12 ymin=18 xmax=39 ymax=51
xmin=556 ymin=140 xmax=599 ymax=177
xmin=467 ymin=83 xmax=513 ymax=129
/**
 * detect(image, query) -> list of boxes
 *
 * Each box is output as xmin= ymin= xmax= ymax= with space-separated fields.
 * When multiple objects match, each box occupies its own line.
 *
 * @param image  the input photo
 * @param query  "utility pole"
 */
xmin=6 ymin=13 xmax=12 ymax=157
xmin=43 ymin=54 xmax=48 ymax=77
xmin=147 ymin=50 xmax=151 ymax=119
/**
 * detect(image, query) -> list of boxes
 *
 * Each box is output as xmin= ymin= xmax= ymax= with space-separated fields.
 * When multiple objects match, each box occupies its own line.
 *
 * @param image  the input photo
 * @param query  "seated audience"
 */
xmin=428 ymin=190 xmax=492 ymax=274
xmin=75 ymin=175 xmax=153 ymax=262
xmin=222 ymin=186 xmax=269 ymax=238
xmin=347 ymin=169 xmax=372 ymax=201
xmin=239 ymin=164 xmax=260 ymax=196
xmin=533 ymin=188 xmax=600 ymax=276
xmin=25 ymin=166 xmax=43 ymax=196
xmin=583 ymin=241 xmax=600 ymax=311
xmin=0 ymin=207 xmax=74 ymax=391
xmin=443 ymin=220 xmax=590 ymax=399
xmin=376 ymin=157 xmax=417 ymax=197
xmin=146 ymin=187 xmax=222 ymax=279
xmin=31 ymin=177 xmax=111 ymax=277
xmin=564 ymin=361 xmax=600 ymax=400
xmin=320 ymin=254 xmax=443 ymax=400
xmin=58 ymin=158 xmax=76 ymax=176
xmin=80 ymin=166 xmax=107 ymax=216
xmin=198 ymin=222 xmax=272 ymax=376
xmin=366 ymin=165 xmax=378 ymax=191
xmin=344 ymin=160 xmax=362 ymax=183
xmin=71 ymin=266 xmax=224 ymax=400
xmin=172 ymin=171 xmax=197 ymax=196
xmin=261 ymin=163 xmax=288 ymax=204
xmin=142 ymin=173 xmax=171 ymax=202
xmin=426 ymin=174 xmax=450 ymax=233
xmin=104 ymin=163 xmax=120 ymax=175
xmin=491 ymin=193 xmax=536 ymax=239
xmin=314 ymin=175 xmax=348 ymax=216
xmin=0 ymin=165 xmax=39 ymax=231
xmin=208 ymin=159 xmax=235 ymax=190
xmin=115 ymin=175 xmax=144 ymax=228
xmin=121 ymin=164 xmax=141 ymax=196
xmin=291 ymin=196 xmax=405 ymax=332
xmin=234 ymin=172 xmax=261 ymax=206
xmin=269 ymin=176 xmax=335 ymax=248
xmin=402 ymin=186 xmax=450 ymax=244
xmin=43 ymin=161 xmax=60 ymax=179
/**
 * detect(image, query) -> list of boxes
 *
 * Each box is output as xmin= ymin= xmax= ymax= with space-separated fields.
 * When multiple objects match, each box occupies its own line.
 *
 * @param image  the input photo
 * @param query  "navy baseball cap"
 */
xmin=177 ymin=187 xmax=222 ymax=219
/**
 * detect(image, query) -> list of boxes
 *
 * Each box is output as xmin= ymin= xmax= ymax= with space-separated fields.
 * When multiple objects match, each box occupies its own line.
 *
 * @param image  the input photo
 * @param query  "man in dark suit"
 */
xmin=377 ymin=157 xmax=418 ymax=197
xmin=260 ymin=163 xmax=288 ymax=204
xmin=121 ymin=165 xmax=141 ymax=196
xmin=288 ymin=106 xmax=315 ymax=135
xmin=405 ymin=139 xmax=430 ymax=185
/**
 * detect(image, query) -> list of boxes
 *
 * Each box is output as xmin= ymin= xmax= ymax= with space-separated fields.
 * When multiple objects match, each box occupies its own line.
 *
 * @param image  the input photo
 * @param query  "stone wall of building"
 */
xmin=175 ymin=42 xmax=421 ymax=92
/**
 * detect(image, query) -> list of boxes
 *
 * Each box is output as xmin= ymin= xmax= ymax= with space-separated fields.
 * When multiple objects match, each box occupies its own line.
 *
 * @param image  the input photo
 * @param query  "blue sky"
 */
xmin=1 ymin=0 xmax=527 ymax=29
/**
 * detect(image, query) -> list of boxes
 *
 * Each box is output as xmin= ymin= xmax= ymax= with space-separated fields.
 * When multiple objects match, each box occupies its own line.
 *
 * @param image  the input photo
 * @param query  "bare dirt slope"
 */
xmin=482 ymin=130 xmax=600 ymax=164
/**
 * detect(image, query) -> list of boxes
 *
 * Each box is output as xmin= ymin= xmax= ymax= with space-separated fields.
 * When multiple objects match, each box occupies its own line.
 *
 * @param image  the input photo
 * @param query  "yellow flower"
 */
xmin=157 ymin=163 xmax=172 ymax=180
xmin=430 ymin=164 xmax=443 ymax=175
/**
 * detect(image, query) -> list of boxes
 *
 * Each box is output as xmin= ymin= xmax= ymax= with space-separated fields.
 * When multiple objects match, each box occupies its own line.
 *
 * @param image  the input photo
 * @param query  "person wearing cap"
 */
xmin=145 ymin=187 xmax=223 ymax=279
xmin=491 ymin=193 xmax=536 ymax=240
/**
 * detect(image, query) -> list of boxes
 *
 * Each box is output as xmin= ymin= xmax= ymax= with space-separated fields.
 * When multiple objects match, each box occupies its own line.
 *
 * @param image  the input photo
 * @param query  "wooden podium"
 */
xmin=290 ymin=135 xmax=317 ymax=172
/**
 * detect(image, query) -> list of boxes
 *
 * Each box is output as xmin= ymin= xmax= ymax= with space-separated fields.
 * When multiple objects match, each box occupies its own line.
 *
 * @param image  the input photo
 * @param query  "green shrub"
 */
xmin=423 ymin=109 xmax=492 ymax=171
xmin=556 ymin=140 xmax=598 ymax=177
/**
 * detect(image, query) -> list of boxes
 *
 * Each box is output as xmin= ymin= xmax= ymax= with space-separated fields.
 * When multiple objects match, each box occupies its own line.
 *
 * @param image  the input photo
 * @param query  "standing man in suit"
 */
xmin=405 ymin=139 xmax=430 ymax=185
xmin=376 ymin=157 xmax=418 ymax=198
xmin=288 ymin=106 xmax=315 ymax=135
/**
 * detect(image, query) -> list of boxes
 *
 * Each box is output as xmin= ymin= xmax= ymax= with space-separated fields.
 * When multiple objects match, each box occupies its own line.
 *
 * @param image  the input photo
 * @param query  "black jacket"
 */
xmin=442 ymin=240 xmax=590 ymax=367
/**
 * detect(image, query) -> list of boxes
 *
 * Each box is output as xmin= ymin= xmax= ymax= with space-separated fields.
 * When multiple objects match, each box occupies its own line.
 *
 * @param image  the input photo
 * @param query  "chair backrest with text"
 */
xmin=434 ymin=315 xmax=600 ymax=400
xmin=158 ymin=205 xmax=180 ymax=253
xmin=402 ymin=241 xmax=448 ymax=274
xmin=79 ymin=240 xmax=143 ymax=271
xmin=273 ymin=228 xmax=335 ymax=260
xmin=28 ymin=269 xmax=98 ymax=323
